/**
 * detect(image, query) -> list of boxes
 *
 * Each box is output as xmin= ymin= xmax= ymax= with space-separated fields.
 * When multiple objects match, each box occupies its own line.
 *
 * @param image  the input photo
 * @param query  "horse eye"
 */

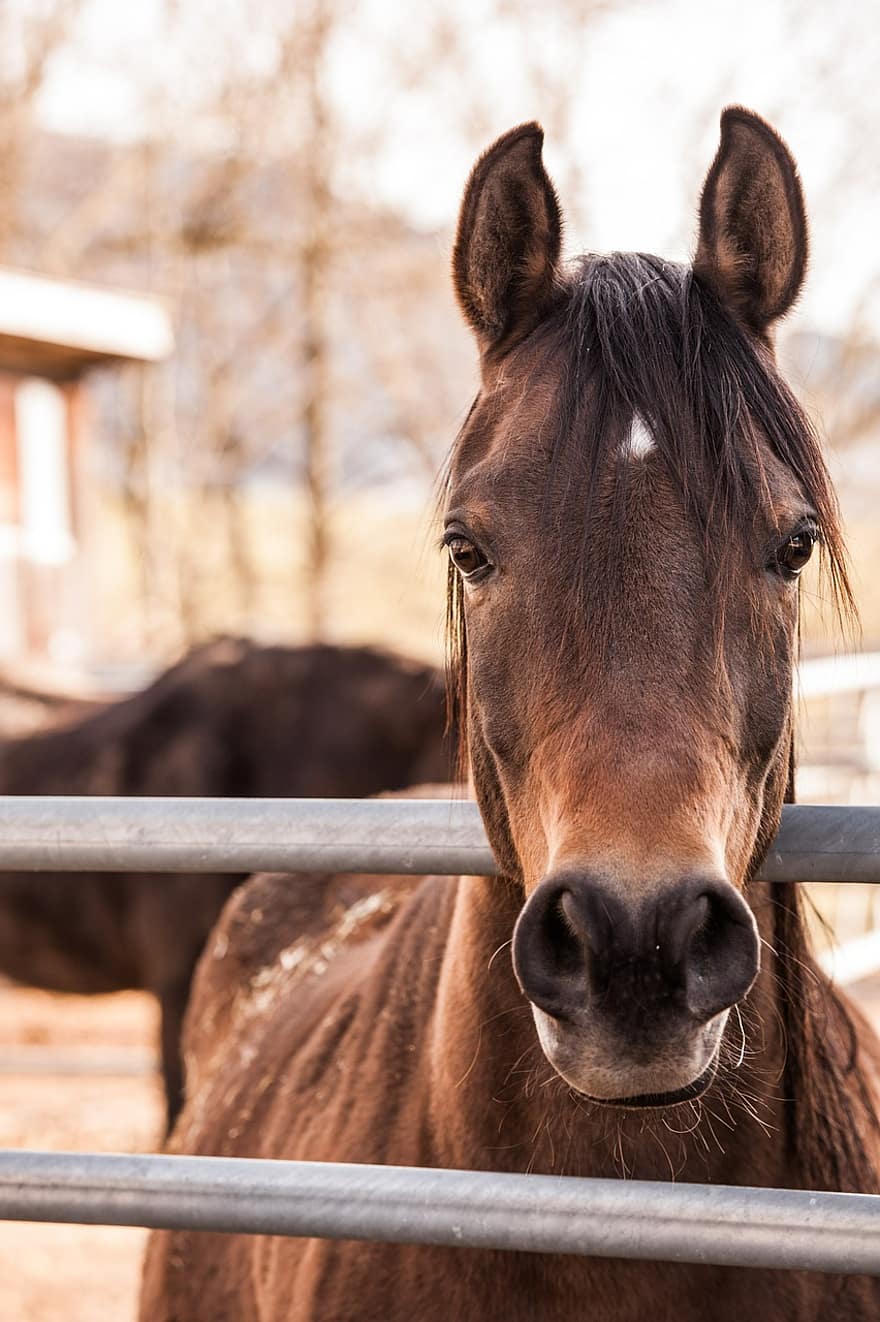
xmin=446 ymin=535 xmax=488 ymax=578
xmin=773 ymin=527 xmax=817 ymax=580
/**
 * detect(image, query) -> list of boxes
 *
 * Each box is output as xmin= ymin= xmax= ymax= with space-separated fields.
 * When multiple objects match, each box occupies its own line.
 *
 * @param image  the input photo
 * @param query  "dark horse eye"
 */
xmin=446 ymin=535 xmax=489 ymax=578
xmin=772 ymin=527 xmax=817 ymax=580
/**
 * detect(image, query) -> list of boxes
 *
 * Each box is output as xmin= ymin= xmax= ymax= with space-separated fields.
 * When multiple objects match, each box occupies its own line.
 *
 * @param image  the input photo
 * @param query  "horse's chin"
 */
xmin=531 ymin=1005 xmax=728 ymax=1112
xmin=577 ymin=1054 xmax=720 ymax=1110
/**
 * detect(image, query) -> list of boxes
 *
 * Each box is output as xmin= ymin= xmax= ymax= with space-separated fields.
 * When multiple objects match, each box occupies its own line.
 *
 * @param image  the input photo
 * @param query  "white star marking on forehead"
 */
xmin=622 ymin=414 xmax=656 ymax=460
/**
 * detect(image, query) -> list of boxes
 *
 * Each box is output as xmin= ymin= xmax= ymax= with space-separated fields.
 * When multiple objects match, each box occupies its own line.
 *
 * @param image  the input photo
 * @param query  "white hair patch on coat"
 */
xmin=622 ymin=414 xmax=656 ymax=459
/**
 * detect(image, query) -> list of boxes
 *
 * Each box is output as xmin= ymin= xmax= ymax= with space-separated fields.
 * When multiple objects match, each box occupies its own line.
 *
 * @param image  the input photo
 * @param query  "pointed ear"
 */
xmin=694 ymin=107 xmax=808 ymax=338
xmin=453 ymin=123 xmax=563 ymax=354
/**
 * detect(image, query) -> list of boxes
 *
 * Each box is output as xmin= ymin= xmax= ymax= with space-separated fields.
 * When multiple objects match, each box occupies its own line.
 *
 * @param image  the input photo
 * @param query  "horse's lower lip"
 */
xmin=580 ymin=1054 xmax=719 ymax=1111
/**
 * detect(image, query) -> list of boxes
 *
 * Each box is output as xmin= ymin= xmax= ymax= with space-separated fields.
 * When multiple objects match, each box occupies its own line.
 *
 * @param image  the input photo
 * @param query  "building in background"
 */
xmin=0 ymin=267 xmax=173 ymax=666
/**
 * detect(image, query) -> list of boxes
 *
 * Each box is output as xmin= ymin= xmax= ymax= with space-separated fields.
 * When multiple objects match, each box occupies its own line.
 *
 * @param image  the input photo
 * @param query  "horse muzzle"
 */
xmin=511 ymin=869 xmax=759 ymax=1105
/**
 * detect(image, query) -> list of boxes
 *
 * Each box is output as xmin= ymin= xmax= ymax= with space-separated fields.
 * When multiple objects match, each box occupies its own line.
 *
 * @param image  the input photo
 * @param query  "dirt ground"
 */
xmin=0 ymin=986 xmax=163 ymax=1322
xmin=2 ymin=977 xmax=880 ymax=1322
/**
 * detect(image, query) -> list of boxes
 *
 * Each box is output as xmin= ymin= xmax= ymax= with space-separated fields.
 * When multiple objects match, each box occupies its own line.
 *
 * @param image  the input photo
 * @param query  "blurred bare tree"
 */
xmin=0 ymin=0 xmax=619 ymax=648
xmin=0 ymin=0 xmax=84 ymax=256
xmin=2 ymin=0 xmax=877 ymax=657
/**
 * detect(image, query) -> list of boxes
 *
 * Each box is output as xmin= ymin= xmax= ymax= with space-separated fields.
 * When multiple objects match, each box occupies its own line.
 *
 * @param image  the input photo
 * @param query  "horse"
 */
xmin=140 ymin=108 xmax=880 ymax=1319
xmin=0 ymin=638 xmax=451 ymax=1129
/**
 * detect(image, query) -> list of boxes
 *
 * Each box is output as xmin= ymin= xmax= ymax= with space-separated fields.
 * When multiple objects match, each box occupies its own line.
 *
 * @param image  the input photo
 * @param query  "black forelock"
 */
xmin=541 ymin=251 xmax=851 ymax=619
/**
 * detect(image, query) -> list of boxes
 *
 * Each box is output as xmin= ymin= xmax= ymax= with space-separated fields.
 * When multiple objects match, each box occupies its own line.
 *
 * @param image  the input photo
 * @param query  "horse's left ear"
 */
xmin=453 ymin=123 xmax=563 ymax=355
xmin=694 ymin=107 xmax=808 ymax=338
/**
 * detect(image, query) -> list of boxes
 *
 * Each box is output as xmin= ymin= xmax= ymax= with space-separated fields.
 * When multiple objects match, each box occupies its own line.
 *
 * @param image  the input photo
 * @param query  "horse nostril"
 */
xmin=547 ymin=894 xmax=584 ymax=976
xmin=514 ymin=872 xmax=760 ymax=1029
xmin=512 ymin=876 xmax=619 ymax=1021
xmin=675 ymin=882 xmax=760 ymax=1021
xmin=512 ymin=879 xmax=595 ymax=1020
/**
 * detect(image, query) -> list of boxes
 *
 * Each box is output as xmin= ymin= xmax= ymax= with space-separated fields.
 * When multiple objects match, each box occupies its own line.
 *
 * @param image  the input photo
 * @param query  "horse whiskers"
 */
xmin=701 ymin=1099 xmax=736 ymax=1134
xmin=661 ymin=1100 xmax=704 ymax=1137
xmin=500 ymin=1042 xmax=540 ymax=1091
xmin=486 ymin=939 xmax=512 ymax=973
xmin=645 ymin=1123 xmax=680 ymax=1182
xmin=612 ymin=1124 xmax=632 ymax=1180
xmin=525 ymin=1112 xmax=557 ymax=1173
xmin=723 ymin=1088 xmax=777 ymax=1139
xmin=520 ymin=1058 xmax=547 ymax=1102
xmin=529 ymin=1115 xmax=547 ymax=1147
xmin=699 ymin=1104 xmax=729 ymax=1155
xmin=545 ymin=1115 xmax=557 ymax=1169
xmin=462 ymin=1000 xmax=531 ymax=1085
xmin=453 ymin=1025 xmax=483 ymax=1090
xmin=538 ymin=1069 xmax=563 ymax=1089
xmin=732 ymin=1004 xmax=747 ymax=1069
xmin=484 ymin=1003 xmax=531 ymax=1023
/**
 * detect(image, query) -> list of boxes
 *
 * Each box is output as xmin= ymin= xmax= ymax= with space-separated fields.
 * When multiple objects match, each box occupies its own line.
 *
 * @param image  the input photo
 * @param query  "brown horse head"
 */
xmin=447 ymin=108 xmax=850 ymax=1108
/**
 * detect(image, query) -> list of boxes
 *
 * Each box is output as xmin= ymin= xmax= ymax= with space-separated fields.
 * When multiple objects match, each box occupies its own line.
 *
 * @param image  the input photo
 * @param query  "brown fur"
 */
xmin=695 ymin=107 xmax=809 ymax=337
xmin=0 ymin=638 xmax=451 ymax=1128
xmin=452 ymin=123 xmax=563 ymax=353
xmin=141 ymin=110 xmax=880 ymax=1319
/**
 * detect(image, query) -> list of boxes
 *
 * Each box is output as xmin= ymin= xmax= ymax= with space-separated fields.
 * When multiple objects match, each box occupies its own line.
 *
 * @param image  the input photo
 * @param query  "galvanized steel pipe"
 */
xmin=1 ymin=1150 xmax=879 ymax=1274
xmin=0 ymin=795 xmax=492 ymax=875
xmin=0 ymin=796 xmax=877 ymax=881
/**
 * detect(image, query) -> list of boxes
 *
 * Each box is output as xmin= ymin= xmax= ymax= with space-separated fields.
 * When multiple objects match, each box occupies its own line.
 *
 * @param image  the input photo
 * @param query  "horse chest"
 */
xmin=246 ymin=1239 xmax=850 ymax=1322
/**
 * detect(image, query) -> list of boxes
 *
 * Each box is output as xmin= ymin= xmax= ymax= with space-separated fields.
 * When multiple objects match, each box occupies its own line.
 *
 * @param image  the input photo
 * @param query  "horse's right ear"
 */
xmin=453 ymin=123 xmax=562 ymax=355
xmin=694 ymin=107 xmax=808 ymax=338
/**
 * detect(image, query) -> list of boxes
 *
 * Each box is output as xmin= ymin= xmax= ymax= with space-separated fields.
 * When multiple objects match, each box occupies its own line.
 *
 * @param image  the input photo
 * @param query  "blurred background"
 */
xmin=0 ymin=0 xmax=877 ymax=682
xmin=1 ymin=0 xmax=880 ymax=1315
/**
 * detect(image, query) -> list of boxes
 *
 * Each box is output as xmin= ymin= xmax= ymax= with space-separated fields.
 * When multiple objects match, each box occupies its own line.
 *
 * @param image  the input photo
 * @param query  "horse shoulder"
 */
xmin=175 ymin=868 xmax=413 ymax=1133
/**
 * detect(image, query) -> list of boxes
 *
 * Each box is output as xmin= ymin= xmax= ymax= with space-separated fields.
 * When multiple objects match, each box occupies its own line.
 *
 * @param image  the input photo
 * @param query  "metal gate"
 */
xmin=2 ymin=796 xmax=880 ymax=1276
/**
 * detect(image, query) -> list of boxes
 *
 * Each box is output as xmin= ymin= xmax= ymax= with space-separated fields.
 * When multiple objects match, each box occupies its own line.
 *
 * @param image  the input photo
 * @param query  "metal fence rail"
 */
xmin=0 ymin=796 xmax=879 ymax=881
xmin=5 ymin=796 xmax=880 ymax=1277
xmin=2 ymin=1150 xmax=880 ymax=1275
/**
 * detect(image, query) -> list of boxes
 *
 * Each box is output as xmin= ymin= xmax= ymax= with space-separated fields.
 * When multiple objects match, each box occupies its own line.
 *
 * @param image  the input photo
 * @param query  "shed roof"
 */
xmin=0 ymin=267 xmax=174 ymax=379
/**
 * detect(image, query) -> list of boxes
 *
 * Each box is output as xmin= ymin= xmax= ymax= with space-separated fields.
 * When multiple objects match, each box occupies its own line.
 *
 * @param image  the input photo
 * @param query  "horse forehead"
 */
xmin=454 ymin=334 xmax=812 ymax=529
xmin=449 ymin=422 xmax=683 ymax=536
xmin=453 ymin=401 xmax=811 ymax=539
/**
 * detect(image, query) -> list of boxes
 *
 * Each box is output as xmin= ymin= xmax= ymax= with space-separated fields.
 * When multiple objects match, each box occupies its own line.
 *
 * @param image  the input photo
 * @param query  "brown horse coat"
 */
xmin=141 ymin=861 xmax=880 ymax=1320
xmin=142 ymin=109 xmax=880 ymax=1319
xmin=0 ymin=638 xmax=451 ymax=1126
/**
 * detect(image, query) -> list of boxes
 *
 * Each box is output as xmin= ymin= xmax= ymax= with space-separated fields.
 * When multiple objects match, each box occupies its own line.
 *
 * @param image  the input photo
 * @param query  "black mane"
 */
xmin=543 ymin=251 xmax=851 ymax=618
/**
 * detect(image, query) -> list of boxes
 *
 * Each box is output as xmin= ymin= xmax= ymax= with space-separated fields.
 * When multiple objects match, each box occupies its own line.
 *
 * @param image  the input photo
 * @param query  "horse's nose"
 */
xmin=512 ymin=872 xmax=759 ymax=1027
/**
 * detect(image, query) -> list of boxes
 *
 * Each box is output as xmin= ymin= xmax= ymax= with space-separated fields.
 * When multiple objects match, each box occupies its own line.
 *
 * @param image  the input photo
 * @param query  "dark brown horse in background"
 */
xmin=142 ymin=109 xmax=880 ymax=1319
xmin=0 ymin=638 xmax=451 ymax=1128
